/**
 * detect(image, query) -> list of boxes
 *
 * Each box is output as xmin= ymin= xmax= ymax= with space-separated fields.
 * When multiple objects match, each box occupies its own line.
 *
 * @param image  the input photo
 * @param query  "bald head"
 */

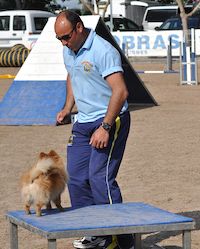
xmin=55 ymin=10 xmax=84 ymax=32
xmin=54 ymin=10 xmax=88 ymax=52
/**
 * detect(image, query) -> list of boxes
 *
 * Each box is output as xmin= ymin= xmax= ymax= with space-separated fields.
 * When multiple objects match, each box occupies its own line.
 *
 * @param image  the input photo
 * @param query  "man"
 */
xmin=55 ymin=10 xmax=133 ymax=249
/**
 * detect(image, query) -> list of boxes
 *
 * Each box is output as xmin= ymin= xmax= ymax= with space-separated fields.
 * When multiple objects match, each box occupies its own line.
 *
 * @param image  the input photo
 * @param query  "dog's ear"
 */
xmin=39 ymin=152 xmax=47 ymax=159
xmin=48 ymin=150 xmax=58 ymax=158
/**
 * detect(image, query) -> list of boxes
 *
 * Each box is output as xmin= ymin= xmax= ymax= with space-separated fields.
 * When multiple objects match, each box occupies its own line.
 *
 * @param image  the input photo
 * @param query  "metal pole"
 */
xmin=167 ymin=37 xmax=172 ymax=71
xmin=191 ymin=28 xmax=197 ymax=84
xmin=110 ymin=0 xmax=113 ymax=32
xmin=182 ymin=230 xmax=191 ymax=249
xmin=48 ymin=239 xmax=57 ymax=249
xmin=134 ymin=234 xmax=142 ymax=249
xmin=179 ymin=42 xmax=183 ymax=85
xmin=10 ymin=222 xmax=18 ymax=249
xmin=93 ymin=0 xmax=98 ymax=14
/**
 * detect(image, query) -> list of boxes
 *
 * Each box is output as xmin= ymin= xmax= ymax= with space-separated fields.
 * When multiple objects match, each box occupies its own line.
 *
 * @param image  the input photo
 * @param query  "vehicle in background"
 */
xmin=104 ymin=0 xmax=126 ymax=17
xmin=126 ymin=1 xmax=163 ymax=26
xmin=104 ymin=15 xmax=143 ymax=31
xmin=142 ymin=5 xmax=193 ymax=30
xmin=0 ymin=10 xmax=55 ymax=49
xmin=155 ymin=15 xmax=200 ymax=30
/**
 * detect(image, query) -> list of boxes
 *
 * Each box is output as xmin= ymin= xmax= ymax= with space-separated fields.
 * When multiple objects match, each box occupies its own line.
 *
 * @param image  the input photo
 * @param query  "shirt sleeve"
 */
xmin=99 ymin=45 xmax=124 ymax=78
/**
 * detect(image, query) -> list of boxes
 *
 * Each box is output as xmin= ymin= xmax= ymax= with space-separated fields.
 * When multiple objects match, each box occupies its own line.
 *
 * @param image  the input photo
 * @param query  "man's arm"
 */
xmin=90 ymin=72 xmax=128 ymax=148
xmin=103 ymin=72 xmax=128 ymax=125
xmin=56 ymin=74 xmax=75 ymax=123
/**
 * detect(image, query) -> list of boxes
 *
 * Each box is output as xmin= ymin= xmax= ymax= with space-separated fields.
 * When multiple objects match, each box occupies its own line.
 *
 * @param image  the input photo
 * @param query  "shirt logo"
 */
xmin=81 ymin=61 xmax=93 ymax=72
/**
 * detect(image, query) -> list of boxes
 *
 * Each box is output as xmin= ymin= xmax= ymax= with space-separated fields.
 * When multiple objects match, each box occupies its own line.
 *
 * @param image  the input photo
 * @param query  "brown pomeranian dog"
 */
xmin=20 ymin=150 xmax=67 ymax=216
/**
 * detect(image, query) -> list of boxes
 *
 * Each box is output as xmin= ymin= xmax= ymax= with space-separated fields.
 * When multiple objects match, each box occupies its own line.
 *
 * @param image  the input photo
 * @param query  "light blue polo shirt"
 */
xmin=63 ymin=29 xmax=128 ymax=123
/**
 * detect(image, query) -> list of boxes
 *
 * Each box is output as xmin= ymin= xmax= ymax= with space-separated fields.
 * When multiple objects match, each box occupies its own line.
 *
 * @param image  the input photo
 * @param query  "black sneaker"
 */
xmin=73 ymin=236 xmax=107 ymax=249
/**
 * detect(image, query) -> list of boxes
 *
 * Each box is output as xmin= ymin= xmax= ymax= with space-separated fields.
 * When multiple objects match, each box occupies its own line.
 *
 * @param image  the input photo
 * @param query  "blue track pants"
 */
xmin=67 ymin=111 xmax=130 ymax=208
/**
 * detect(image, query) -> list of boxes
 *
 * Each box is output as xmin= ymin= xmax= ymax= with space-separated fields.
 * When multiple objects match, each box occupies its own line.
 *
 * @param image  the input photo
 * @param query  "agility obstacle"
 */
xmin=0 ymin=74 xmax=15 ymax=79
xmin=0 ymin=16 xmax=156 ymax=126
xmin=6 ymin=202 xmax=195 ymax=249
xmin=180 ymin=29 xmax=197 ymax=85
xmin=137 ymin=70 xmax=179 ymax=74
xmin=122 ymin=37 xmax=179 ymax=75
xmin=0 ymin=44 xmax=30 ymax=67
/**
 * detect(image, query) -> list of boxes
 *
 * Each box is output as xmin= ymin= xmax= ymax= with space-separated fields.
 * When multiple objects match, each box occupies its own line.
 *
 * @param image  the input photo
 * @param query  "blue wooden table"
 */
xmin=6 ymin=202 xmax=195 ymax=249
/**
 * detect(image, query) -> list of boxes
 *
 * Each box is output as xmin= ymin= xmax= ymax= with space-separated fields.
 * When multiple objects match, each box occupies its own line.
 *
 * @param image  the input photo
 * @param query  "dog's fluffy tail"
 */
xmin=36 ymin=157 xmax=54 ymax=173
xmin=21 ymin=150 xmax=65 ymax=185
xmin=29 ymin=156 xmax=54 ymax=183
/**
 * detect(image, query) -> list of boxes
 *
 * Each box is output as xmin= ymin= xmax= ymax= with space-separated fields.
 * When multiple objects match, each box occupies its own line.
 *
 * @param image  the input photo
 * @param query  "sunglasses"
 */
xmin=56 ymin=27 xmax=75 ymax=41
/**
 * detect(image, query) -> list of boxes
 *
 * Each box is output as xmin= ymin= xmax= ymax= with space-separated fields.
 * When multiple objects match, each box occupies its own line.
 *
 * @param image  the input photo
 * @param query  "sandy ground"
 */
xmin=0 ymin=59 xmax=200 ymax=249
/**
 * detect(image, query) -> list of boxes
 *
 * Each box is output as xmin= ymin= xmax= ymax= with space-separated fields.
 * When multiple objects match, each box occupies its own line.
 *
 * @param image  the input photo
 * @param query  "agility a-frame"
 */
xmin=0 ymin=16 xmax=156 ymax=125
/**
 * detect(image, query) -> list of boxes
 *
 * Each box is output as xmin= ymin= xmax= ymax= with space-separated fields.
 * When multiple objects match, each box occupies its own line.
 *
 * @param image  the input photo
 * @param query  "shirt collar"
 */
xmin=82 ymin=28 xmax=95 ymax=50
xmin=67 ymin=28 xmax=95 ymax=56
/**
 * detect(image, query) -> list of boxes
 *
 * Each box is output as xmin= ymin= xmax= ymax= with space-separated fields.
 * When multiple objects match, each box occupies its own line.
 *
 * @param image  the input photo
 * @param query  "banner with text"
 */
xmin=112 ymin=30 xmax=200 ymax=57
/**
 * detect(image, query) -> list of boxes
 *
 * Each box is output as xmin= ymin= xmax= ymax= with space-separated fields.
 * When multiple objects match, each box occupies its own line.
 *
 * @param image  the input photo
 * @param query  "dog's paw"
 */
xmin=59 ymin=207 xmax=65 ymax=212
xmin=24 ymin=205 xmax=31 ymax=215
xmin=36 ymin=211 xmax=42 ymax=217
xmin=25 ymin=210 xmax=31 ymax=215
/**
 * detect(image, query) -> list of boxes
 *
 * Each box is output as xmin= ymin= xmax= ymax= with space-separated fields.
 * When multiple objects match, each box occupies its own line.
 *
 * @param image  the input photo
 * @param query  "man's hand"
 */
xmin=89 ymin=126 xmax=110 ymax=149
xmin=56 ymin=109 xmax=69 ymax=123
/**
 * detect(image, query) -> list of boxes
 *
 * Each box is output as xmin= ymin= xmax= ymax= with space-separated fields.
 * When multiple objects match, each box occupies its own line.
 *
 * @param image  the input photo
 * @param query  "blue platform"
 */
xmin=0 ymin=80 xmax=66 ymax=125
xmin=7 ymin=202 xmax=193 ymax=233
xmin=6 ymin=202 xmax=195 ymax=249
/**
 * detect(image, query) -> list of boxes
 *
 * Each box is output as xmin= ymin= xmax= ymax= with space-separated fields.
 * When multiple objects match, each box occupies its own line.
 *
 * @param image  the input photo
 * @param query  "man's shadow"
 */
xmin=142 ymin=210 xmax=200 ymax=249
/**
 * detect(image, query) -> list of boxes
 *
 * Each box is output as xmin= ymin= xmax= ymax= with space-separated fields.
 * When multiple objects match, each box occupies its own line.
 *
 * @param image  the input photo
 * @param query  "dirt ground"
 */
xmin=0 ymin=59 xmax=200 ymax=249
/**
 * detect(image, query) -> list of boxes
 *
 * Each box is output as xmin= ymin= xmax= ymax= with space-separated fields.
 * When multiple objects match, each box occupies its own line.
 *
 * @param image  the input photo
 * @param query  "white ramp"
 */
xmin=15 ymin=15 xmax=100 ymax=81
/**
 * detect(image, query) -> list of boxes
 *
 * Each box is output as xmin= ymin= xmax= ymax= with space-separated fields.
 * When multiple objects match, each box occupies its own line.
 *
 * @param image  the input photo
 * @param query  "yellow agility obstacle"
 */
xmin=0 ymin=74 xmax=15 ymax=79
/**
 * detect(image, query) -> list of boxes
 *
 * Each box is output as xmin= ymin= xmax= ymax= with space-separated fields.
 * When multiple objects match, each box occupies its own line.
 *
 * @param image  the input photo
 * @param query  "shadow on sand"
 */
xmin=142 ymin=210 xmax=200 ymax=249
